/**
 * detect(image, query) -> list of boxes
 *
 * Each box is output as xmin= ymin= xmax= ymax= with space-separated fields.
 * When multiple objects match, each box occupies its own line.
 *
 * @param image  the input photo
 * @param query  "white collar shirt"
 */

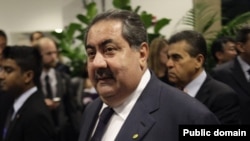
xmin=184 ymin=70 xmax=207 ymax=97
xmin=12 ymin=86 xmax=37 ymax=120
xmin=93 ymin=69 xmax=151 ymax=141
xmin=237 ymin=56 xmax=250 ymax=82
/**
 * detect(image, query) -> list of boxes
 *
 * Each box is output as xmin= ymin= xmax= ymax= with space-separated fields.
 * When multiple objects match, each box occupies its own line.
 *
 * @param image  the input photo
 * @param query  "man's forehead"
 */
xmin=1 ymin=58 xmax=17 ymax=65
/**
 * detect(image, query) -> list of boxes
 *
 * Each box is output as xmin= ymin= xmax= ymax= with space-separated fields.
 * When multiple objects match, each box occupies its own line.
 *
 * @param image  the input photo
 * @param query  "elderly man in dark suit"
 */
xmin=166 ymin=30 xmax=240 ymax=124
xmin=0 ymin=46 xmax=56 ymax=141
xmin=78 ymin=9 xmax=220 ymax=141
xmin=211 ymin=25 xmax=250 ymax=124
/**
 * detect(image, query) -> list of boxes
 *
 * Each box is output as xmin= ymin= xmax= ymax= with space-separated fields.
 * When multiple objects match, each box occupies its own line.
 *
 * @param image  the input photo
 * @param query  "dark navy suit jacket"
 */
xmin=78 ymin=72 xmax=220 ymax=141
xmin=3 ymin=91 xmax=56 ymax=141
xmin=196 ymin=75 xmax=240 ymax=124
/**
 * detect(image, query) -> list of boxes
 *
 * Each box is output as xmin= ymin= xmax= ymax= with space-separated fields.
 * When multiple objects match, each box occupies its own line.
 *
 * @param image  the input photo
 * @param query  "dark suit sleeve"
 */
xmin=24 ymin=112 xmax=56 ymax=141
xmin=212 ymin=88 xmax=240 ymax=124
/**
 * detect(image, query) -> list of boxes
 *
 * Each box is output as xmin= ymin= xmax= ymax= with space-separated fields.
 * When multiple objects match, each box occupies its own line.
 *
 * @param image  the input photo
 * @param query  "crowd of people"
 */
xmin=0 ymin=9 xmax=250 ymax=141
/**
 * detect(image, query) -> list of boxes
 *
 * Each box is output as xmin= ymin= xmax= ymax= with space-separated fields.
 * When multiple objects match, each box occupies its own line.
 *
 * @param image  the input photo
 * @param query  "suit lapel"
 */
xmin=55 ymin=71 xmax=62 ymax=97
xmin=5 ymin=92 xmax=38 ymax=140
xmin=115 ymin=73 xmax=160 ymax=141
xmin=5 ymin=111 xmax=21 ymax=139
xmin=195 ymin=76 xmax=211 ymax=102
xmin=115 ymin=101 xmax=156 ymax=141
xmin=80 ymin=99 xmax=103 ymax=141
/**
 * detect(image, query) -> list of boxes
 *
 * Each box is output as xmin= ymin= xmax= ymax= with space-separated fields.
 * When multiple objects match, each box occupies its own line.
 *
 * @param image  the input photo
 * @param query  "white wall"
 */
xmin=0 ymin=0 xmax=74 ymax=45
xmin=0 ymin=0 xmax=193 ymax=45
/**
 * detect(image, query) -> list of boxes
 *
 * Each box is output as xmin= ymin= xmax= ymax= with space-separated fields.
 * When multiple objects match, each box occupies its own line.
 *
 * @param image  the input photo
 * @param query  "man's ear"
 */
xmin=195 ymin=54 xmax=204 ymax=69
xmin=215 ymin=51 xmax=223 ymax=61
xmin=139 ymin=42 xmax=149 ymax=68
xmin=24 ymin=70 xmax=34 ymax=84
xmin=235 ymin=42 xmax=245 ymax=53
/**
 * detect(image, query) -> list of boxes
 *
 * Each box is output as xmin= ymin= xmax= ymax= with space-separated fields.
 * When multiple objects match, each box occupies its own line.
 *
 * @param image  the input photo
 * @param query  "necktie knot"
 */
xmin=99 ymin=107 xmax=114 ymax=124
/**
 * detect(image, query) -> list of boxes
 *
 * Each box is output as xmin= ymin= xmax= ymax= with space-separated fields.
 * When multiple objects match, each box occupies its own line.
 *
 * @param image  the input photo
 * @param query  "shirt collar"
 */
xmin=184 ymin=70 xmax=207 ymax=97
xmin=237 ymin=56 xmax=250 ymax=80
xmin=101 ymin=69 xmax=151 ymax=120
xmin=41 ymin=68 xmax=55 ymax=78
xmin=13 ymin=86 xmax=38 ymax=116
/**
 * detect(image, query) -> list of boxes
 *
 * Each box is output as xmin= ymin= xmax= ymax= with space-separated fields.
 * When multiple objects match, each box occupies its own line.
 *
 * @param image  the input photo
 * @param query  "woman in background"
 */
xmin=148 ymin=37 xmax=173 ymax=85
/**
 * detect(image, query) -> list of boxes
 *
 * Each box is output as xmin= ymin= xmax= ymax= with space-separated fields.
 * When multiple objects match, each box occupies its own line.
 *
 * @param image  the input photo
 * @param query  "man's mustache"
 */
xmin=94 ymin=68 xmax=114 ymax=80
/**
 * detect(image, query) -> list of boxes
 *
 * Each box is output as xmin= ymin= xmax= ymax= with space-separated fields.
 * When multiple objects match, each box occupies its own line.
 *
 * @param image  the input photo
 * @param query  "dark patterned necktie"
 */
xmin=90 ymin=107 xmax=114 ymax=141
xmin=45 ymin=75 xmax=53 ymax=99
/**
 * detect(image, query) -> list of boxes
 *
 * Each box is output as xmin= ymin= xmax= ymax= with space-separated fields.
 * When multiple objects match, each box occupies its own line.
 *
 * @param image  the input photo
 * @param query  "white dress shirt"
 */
xmin=92 ymin=69 xmax=151 ymax=141
xmin=183 ymin=70 xmax=207 ymax=97
xmin=237 ymin=56 xmax=250 ymax=82
xmin=12 ymin=86 xmax=37 ymax=120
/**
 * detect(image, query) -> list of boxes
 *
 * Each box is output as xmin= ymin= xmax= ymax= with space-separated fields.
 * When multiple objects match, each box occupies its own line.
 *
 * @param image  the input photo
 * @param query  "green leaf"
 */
xmin=51 ymin=31 xmax=64 ymax=40
xmin=133 ymin=6 xmax=141 ymax=13
xmin=113 ymin=0 xmax=130 ymax=9
xmin=66 ymin=23 xmax=82 ymax=41
xmin=215 ymin=11 xmax=250 ymax=39
xmin=154 ymin=18 xmax=171 ymax=34
xmin=77 ymin=14 xmax=89 ymax=25
xmin=140 ymin=11 xmax=153 ymax=29
xmin=86 ymin=2 xmax=98 ymax=20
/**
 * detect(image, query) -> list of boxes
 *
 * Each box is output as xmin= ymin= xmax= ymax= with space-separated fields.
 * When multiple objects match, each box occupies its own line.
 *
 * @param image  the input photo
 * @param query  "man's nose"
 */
xmin=92 ymin=53 xmax=107 ymax=68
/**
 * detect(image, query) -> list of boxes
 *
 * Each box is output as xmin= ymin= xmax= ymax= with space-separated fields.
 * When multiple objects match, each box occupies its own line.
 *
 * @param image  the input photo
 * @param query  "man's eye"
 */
xmin=87 ymin=50 xmax=95 ymax=56
xmin=4 ymin=67 xmax=14 ymax=73
xmin=104 ymin=47 xmax=114 ymax=53
xmin=172 ymin=55 xmax=181 ymax=61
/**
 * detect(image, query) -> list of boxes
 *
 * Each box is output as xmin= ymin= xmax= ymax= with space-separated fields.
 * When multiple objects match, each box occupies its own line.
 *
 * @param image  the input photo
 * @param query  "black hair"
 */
xmin=0 ymin=30 xmax=7 ymax=39
xmin=210 ymin=36 xmax=236 ymax=63
xmin=235 ymin=25 xmax=250 ymax=43
xmin=84 ymin=9 xmax=148 ymax=50
xmin=2 ymin=46 xmax=42 ymax=87
xmin=168 ymin=30 xmax=207 ymax=66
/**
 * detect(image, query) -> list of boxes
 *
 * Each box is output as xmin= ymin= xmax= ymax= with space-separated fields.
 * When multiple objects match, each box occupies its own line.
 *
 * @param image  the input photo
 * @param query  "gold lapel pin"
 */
xmin=132 ymin=133 xmax=139 ymax=140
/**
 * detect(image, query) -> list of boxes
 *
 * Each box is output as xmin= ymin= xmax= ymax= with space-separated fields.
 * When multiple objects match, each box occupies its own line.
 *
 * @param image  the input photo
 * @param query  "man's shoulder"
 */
xmin=212 ymin=59 xmax=235 ymax=73
xmin=203 ymin=77 xmax=238 ymax=98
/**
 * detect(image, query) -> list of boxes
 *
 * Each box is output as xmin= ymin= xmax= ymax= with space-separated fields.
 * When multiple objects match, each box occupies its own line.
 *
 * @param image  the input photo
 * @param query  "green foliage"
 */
xmin=112 ymin=0 xmax=171 ymax=43
xmin=51 ymin=2 xmax=97 ymax=77
xmin=113 ymin=0 xmax=132 ymax=11
xmin=51 ymin=0 xmax=171 ymax=76
xmin=179 ymin=2 xmax=219 ymax=41
xmin=179 ymin=2 xmax=250 ymax=71
xmin=216 ymin=11 xmax=250 ymax=39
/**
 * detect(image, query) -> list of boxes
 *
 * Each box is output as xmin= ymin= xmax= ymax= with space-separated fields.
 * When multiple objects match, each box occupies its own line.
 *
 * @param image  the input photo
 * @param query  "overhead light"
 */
xmin=54 ymin=28 xmax=63 ymax=33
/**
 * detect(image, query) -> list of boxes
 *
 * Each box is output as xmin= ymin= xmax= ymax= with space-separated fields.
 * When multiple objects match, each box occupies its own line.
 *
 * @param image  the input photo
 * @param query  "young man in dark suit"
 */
xmin=0 ymin=30 xmax=14 ymax=141
xmin=210 ymin=36 xmax=237 ymax=66
xmin=0 ymin=46 xmax=56 ymax=141
xmin=211 ymin=25 xmax=250 ymax=124
xmin=78 ymin=9 xmax=220 ymax=141
xmin=166 ymin=30 xmax=240 ymax=124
